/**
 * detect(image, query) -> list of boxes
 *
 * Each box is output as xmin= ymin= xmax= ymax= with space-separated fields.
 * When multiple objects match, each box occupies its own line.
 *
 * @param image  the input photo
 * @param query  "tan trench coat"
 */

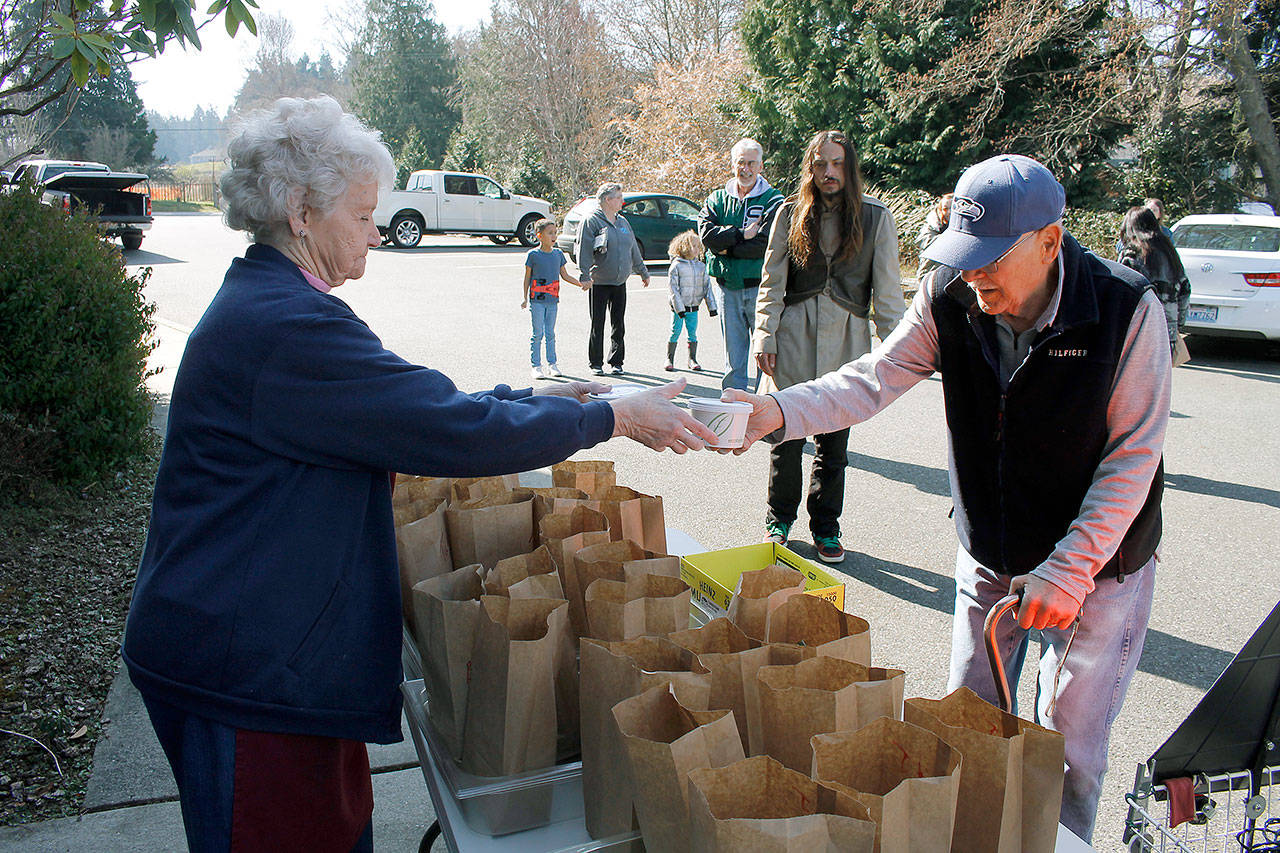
xmin=753 ymin=196 xmax=905 ymax=392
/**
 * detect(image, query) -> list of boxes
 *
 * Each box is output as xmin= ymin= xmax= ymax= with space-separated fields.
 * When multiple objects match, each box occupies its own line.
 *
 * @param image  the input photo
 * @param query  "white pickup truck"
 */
xmin=7 ymin=159 xmax=152 ymax=250
xmin=374 ymin=170 xmax=552 ymax=248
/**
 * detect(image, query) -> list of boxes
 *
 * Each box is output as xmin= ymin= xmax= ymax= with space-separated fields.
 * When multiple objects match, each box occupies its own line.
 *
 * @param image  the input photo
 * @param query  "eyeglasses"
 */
xmin=970 ymin=231 xmax=1033 ymax=276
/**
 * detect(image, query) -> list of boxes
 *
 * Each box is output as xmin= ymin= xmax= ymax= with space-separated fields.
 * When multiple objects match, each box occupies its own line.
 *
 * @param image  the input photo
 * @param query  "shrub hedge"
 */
xmin=0 ymin=185 xmax=156 ymax=488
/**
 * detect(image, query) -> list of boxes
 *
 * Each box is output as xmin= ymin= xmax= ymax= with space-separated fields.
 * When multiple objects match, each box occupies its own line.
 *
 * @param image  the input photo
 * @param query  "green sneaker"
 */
xmin=814 ymin=535 xmax=845 ymax=564
xmin=765 ymin=521 xmax=790 ymax=545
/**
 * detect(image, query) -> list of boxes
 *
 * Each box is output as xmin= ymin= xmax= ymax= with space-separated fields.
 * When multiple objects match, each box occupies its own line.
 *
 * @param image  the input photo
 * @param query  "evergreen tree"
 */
xmin=50 ymin=61 xmax=156 ymax=167
xmin=347 ymin=0 xmax=459 ymax=170
xmin=740 ymin=0 xmax=1133 ymax=202
xmin=394 ymin=127 xmax=434 ymax=187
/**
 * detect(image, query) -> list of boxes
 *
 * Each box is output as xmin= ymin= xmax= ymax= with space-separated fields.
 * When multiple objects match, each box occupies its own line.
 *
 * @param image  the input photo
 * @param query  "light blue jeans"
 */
xmin=717 ymin=283 xmax=758 ymax=391
xmin=669 ymin=310 xmax=699 ymax=343
xmin=948 ymin=547 xmax=1156 ymax=844
xmin=530 ymin=299 xmax=558 ymax=366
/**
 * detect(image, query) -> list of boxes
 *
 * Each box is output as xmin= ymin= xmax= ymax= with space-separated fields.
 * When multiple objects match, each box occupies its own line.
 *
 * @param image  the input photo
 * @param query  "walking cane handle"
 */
xmin=984 ymin=592 xmax=1022 ymax=714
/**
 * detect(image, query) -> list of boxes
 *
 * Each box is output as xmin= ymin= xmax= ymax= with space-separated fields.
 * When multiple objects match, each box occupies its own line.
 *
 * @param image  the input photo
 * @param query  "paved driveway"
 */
xmin=130 ymin=213 xmax=1280 ymax=852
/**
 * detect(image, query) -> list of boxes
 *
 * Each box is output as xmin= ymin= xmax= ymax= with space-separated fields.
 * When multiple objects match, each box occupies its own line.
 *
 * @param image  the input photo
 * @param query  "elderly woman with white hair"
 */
xmin=123 ymin=97 xmax=712 ymax=852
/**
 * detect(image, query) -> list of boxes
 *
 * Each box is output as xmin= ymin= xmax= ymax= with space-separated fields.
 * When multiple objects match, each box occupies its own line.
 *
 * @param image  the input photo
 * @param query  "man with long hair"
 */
xmin=752 ymin=130 xmax=904 ymax=562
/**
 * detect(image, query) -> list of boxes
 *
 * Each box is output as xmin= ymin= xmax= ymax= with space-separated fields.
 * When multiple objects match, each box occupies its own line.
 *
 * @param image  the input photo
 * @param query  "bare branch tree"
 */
xmin=590 ymin=0 xmax=743 ymax=72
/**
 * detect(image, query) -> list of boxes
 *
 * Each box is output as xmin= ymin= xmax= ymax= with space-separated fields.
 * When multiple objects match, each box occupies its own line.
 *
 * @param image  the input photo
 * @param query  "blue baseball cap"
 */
xmin=922 ymin=154 xmax=1066 ymax=271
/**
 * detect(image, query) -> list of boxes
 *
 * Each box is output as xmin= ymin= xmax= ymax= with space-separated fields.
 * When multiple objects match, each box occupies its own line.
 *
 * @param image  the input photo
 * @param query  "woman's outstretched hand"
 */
xmin=533 ymin=380 xmax=609 ymax=402
xmin=610 ymin=378 xmax=717 ymax=453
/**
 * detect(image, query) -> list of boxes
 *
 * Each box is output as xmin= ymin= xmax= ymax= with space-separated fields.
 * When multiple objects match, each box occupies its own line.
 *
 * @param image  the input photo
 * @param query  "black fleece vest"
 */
xmin=783 ymin=200 xmax=884 ymax=317
xmin=928 ymin=237 xmax=1163 ymax=579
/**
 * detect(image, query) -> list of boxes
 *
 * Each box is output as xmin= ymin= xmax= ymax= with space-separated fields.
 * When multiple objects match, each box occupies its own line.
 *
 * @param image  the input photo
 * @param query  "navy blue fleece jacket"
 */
xmin=123 ymin=243 xmax=613 ymax=743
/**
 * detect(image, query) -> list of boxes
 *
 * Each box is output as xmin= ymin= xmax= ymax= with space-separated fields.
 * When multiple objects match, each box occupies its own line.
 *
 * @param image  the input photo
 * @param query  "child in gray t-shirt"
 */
xmin=522 ymin=219 xmax=584 ymax=379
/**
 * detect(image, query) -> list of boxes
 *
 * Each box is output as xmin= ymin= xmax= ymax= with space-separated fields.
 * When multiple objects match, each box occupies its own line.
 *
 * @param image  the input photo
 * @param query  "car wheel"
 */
xmin=390 ymin=214 xmax=423 ymax=249
xmin=517 ymin=214 xmax=541 ymax=247
xmin=489 ymin=234 xmax=513 ymax=245
xmin=121 ymin=233 xmax=143 ymax=251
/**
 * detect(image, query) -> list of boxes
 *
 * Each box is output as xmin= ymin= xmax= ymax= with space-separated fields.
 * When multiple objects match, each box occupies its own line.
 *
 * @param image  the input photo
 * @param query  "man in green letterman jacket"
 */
xmin=697 ymin=138 xmax=785 ymax=391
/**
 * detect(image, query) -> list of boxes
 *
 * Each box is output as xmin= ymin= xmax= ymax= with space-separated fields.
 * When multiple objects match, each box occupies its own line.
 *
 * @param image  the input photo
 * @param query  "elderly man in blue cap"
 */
xmin=723 ymin=154 xmax=1171 ymax=842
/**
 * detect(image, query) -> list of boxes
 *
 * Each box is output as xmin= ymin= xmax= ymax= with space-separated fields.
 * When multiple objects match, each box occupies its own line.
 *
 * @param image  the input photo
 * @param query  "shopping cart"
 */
xmin=1123 ymin=600 xmax=1280 ymax=852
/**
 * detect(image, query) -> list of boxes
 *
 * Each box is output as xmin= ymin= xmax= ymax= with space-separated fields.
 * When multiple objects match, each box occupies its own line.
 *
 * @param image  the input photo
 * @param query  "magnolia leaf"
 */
xmin=69 ymin=51 xmax=90 ymax=86
xmin=51 ymin=36 xmax=77 ymax=60
xmin=136 ymin=0 xmax=158 ymax=29
xmin=237 ymin=4 xmax=257 ymax=37
xmin=79 ymin=32 xmax=113 ymax=49
xmin=50 ymin=11 xmax=76 ymax=29
xmin=206 ymin=0 xmax=227 ymax=12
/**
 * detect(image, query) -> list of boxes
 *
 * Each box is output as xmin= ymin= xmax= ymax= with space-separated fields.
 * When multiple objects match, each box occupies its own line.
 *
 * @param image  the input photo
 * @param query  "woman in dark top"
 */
xmin=124 ymin=95 xmax=713 ymax=853
xmin=1118 ymin=205 xmax=1190 ymax=356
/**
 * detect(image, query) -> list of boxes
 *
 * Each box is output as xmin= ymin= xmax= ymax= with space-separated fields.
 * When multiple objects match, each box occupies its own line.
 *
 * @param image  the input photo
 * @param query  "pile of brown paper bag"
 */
xmin=393 ymin=470 xmax=1065 ymax=849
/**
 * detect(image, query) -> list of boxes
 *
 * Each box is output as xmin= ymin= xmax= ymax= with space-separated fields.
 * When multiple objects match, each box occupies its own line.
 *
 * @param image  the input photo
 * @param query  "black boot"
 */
xmin=689 ymin=341 xmax=702 ymax=371
xmin=665 ymin=341 xmax=677 ymax=371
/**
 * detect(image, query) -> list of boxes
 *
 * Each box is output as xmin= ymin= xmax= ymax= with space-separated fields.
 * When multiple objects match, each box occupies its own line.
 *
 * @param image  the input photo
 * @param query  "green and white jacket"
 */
xmin=697 ymin=176 xmax=785 ymax=290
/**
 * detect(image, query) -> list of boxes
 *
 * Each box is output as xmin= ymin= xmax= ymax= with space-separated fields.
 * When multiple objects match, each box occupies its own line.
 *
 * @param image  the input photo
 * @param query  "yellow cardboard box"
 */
xmin=680 ymin=543 xmax=846 ymax=618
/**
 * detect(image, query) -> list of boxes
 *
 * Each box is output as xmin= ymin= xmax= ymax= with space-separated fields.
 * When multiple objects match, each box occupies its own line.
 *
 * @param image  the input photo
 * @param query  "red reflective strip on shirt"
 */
xmin=530 ymin=278 xmax=560 ymax=298
xmin=230 ymin=729 xmax=372 ymax=852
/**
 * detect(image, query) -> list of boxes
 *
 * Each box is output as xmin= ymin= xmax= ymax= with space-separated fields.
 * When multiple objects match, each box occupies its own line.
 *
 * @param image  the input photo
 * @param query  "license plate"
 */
xmin=1188 ymin=305 xmax=1218 ymax=323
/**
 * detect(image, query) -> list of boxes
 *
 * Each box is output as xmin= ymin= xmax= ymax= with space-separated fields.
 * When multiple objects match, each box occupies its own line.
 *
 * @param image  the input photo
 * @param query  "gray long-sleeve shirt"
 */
xmin=576 ymin=209 xmax=647 ymax=287
xmin=770 ymin=256 xmax=1172 ymax=605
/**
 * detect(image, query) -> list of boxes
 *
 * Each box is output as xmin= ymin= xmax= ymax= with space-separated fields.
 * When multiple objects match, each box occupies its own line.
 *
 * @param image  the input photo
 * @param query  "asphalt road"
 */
xmin=129 ymin=213 xmax=1280 ymax=852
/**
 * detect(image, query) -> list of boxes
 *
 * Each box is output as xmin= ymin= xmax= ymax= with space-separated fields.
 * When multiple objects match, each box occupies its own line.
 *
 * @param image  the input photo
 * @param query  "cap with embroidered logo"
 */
xmin=921 ymin=154 xmax=1066 ymax=271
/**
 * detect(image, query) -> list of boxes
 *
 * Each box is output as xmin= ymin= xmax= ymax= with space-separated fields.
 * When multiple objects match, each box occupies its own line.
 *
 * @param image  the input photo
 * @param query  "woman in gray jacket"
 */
xmin=577 ymin=182 xmax=650 ymax=375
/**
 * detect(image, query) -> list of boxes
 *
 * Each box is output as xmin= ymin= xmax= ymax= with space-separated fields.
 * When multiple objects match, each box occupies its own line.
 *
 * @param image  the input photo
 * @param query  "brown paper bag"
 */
xmin=394 ymin=475 xmax=451 ymax=507
xmin=569 ymin=539 xmax=675 ymax=637
xmin=393 ymin=497 xmax=441 ymax=528
xmin=551 ymin=459 xmax=616 ymax=497
xmin=460 ymin=596 xmax=576 ymax=778
xmin=727 ymin=564 xmax=808 ymax=641
xmin=1173 ymin=332 xmax=1191 ymax=367
xmin=482 ymin=544 xmax=557 ymax=596
xmin=613 ymin=684 xmax=746 ymax=853
xmin=410 ymin=565 xmax=484 ymax=758
xmin=538 ymin=506 xmax=611 ymax=620
xmin=445 ymin=488 xmax=535 ymax=569
xmin=593 ymin=485 xmax=667 ymax=553
xmin=687 ymin=755 xmax=877 ymax=852
xmin=527 ymin=486 xmax=591 ymax=530
xmin=584 ymin=573 xmax=692 ymax=641
xmin=505 ymin=572 xmax=565 ymax=599
xmin=811 ymin=717 xmax=962 ymax=853
xmin=449 ymin=474 xmax=521 ymax=503
xmin=396 ymin=498 xmax=453 ymax=630
xmin=757 ymin=656 xmax=906 ymax=773
xmin=667 ymin=618 xmax=808 ymax=756
xmin=765 ymin=594 xmax=871 ymax=666
xmin=904 ymin=688 xmax=1064 ymax=853
xmin=580 ymin=636 xmax=712 ymax=839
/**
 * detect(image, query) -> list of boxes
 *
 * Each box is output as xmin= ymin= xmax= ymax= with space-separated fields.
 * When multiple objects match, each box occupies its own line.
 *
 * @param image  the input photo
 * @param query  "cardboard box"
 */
xmin=679 ymin=543 xmax=846 ymax=618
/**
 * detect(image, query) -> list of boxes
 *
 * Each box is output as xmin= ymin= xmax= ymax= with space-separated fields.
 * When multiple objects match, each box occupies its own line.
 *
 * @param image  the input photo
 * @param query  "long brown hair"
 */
xmin=1121 ymin=206 xmax=1186 ymax=281
xmin=787 ymin=130 xmax=864 ymax=266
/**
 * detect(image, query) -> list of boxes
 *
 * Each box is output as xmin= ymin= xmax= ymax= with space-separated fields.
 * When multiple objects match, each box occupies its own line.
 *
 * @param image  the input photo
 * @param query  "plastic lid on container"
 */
xmin=587 ymin=383 xmax=648 ymax=401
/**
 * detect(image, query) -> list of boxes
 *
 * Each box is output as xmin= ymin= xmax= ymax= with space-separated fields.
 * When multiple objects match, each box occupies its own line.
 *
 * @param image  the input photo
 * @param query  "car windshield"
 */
xmin=1174 ymin=224 xmax=1280 ymax=253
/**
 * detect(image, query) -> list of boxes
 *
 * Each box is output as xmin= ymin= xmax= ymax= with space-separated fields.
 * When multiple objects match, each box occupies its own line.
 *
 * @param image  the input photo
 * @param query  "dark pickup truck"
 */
xmin=8 ymin=159 xmax=152 ymax=251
